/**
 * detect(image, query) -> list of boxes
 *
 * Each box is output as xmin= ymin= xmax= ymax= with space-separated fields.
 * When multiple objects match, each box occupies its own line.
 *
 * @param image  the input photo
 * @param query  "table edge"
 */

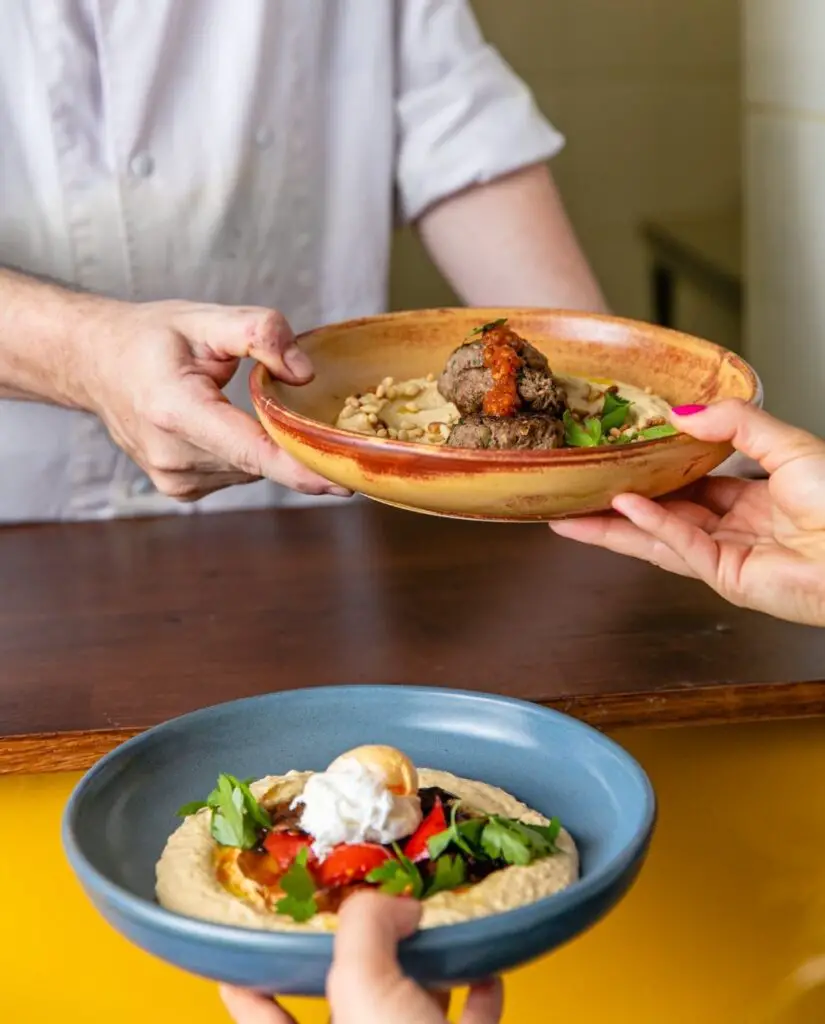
xmin=3 ymin=680 xmax=825 ymax=775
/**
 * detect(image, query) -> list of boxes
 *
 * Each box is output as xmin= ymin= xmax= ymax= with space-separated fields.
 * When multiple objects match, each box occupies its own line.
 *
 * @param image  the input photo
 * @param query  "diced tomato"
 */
xmin=262 ymin=831 xmax=314 ymax=870
xmin=403 ymin=797 xmax=447 ymax=862
xmin=315 ymin=843 xmax=392 ymax=888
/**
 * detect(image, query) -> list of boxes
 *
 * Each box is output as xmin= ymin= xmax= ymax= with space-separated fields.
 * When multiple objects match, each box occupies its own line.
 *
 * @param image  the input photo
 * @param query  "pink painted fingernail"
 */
xmin=671 ymin=404 xmax=707 ymax=416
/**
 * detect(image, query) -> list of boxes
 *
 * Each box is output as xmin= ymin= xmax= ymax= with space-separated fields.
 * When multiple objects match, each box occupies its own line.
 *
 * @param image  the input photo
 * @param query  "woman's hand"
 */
xmin=551 ymin=400 xmax=825 ymax=627
xmin=81 ymin=299 xmax=348 ymax=502
xmin=220 ymin=892 xmax=503 ymax=1024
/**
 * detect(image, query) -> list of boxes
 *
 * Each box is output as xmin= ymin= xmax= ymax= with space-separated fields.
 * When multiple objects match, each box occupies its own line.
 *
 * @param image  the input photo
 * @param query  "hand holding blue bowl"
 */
xmin=221 ymin=891 xmax=503 ymax=1023
xmin=62 ymin=686 xmax=655 ymax=997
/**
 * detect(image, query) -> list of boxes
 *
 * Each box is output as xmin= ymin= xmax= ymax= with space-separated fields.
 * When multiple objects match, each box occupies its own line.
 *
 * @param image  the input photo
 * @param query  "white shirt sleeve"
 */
xmin=395 ymin=0 xmax=565 ymax=223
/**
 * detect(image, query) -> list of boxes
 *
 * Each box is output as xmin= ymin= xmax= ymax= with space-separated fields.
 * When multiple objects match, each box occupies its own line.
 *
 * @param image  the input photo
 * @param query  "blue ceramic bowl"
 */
xmin=63 ymin=686 xmax=655 ymax=996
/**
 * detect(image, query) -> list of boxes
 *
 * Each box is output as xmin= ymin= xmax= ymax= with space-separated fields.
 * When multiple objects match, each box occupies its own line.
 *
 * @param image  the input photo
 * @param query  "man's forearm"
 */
xmin=417 ymin=163 xmax=608 ymax=313
xmin=0 ymin=267 xmax=107 ymax=405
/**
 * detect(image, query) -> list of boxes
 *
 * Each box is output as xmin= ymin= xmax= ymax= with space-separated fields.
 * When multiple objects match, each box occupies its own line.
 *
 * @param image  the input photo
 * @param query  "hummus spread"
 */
xmin=335 ymin=375 xmax=671 ymax=446
xmin=156 ymin=768 xmax=579 ymax=933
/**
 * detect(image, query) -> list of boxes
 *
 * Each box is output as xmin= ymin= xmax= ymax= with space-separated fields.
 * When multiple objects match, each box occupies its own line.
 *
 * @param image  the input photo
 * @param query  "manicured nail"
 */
xmin=283 ymin=345 xmax=313 ymax=379
xmin=326 ymin=485 xmax=352 ymax=498
xmin=671 ymin=404 xmax=707 ymax=416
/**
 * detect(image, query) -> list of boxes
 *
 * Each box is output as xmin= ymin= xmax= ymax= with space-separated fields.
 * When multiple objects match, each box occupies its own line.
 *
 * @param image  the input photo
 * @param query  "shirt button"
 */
xmin=255 ymin=127 xmax=273 ymax=149
xmin=129 ymin=152 xmax=155 ymax=178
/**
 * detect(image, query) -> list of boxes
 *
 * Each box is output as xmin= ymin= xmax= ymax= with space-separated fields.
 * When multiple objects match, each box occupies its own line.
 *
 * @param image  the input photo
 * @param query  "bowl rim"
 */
xmin=62 ymin=684 xmax=656 ymax=956
xmin=249 ymin=307 xmax=763 ymax=466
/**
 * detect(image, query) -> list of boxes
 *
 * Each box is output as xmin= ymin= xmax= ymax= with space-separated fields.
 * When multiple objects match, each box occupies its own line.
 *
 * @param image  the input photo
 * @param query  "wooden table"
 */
xmin=4 ymin=503 xmax=825 ymax=1023
xmin=2 ymin=502 xmax=824 ymax=775
xmin=640 ymin=211 xmax=743 ymax=329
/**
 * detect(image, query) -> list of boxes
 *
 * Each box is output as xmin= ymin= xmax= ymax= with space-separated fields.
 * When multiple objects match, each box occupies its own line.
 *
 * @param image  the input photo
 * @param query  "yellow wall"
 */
xmin=5 ymin=719 xmax=825 ymax=1023
xmin=390 ymin=0 xmax=742 ymax=349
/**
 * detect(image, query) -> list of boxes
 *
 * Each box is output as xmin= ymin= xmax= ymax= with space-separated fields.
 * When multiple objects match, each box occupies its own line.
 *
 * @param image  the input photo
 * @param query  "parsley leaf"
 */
xmin=366 ymin=845 xmax=424 ymax=898
xmin=636 ymin=423 xmax=678 ymax=441
xmin=176 ymin=800 xmax=208 ymax=817
xmin=178 ymin=773 xmax=271 ymax=850
xmin=481 ymin=817 xmax=533 ymax=865
xmin=600 ymin=392 xmax=632 ymax=432
xmin=425 ymin=854 xmax=467 ymax=897
xmin=427 ymin=803 xmax=486 ymax=860
xmin=563 ymin=411 xmax=603 ymax=448
xmin=427 ymin=805 xmax=563 ymax=871
xmin=529 ymin=817 xmax=562 ymax=852
xmin=470 ymin=317 xmax=508 ymax=336
xmin=480 ymin=816 xmax=562 ymax=867
xmin=275 ymin=848 xmax=318 ymax=922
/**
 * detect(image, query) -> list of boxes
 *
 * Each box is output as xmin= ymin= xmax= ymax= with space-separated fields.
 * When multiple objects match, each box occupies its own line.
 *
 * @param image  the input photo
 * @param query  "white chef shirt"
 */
xmin=0 ymin=0 xmax=564 ymax=522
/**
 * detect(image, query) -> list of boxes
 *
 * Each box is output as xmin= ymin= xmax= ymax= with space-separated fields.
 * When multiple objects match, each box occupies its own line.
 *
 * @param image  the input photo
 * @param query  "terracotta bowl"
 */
xmin=249 ymin=308 xmax=761 ymax=522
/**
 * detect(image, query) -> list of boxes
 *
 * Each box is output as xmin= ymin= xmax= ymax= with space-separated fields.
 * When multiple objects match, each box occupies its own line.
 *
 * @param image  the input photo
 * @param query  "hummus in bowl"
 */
xmin=249 ymin=307 xmax=761 ymax=521
xmin=157 ymin=746 xmax=579 ymax=933
xmin=62 ymin=684 xmax=656 ymax=996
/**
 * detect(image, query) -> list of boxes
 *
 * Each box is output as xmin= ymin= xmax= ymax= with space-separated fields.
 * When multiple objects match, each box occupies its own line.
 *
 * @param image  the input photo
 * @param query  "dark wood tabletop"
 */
xmin=1 ymin=502 xmax=824 ymax=775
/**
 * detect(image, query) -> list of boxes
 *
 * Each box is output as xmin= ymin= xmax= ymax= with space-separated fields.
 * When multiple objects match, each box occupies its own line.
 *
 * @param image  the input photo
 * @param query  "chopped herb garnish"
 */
xmin=176 ymin=800 xmax=208 ymax=817
xmin=275 ymin=848 xmax=318 ymax=922
xmin=427 ymin=803 xmax=485 ymax=860
xmin=636 ymin=423 xmax=678 ymax=440
xmin=600 ymin=392 xmax=632 ymax=432
xmin=366 ymin=844 xmax=424 ymax=897
xmin=427 ymin=805 xmax=561 ymax=870
xmin=470 ymin=317 xmax=508 ymax=336
xmin=480 ymin=816 xmax=560 ymax=866
xmin=563 ymin=411 xmax=603 ymax=448
xmin=480 ymin=816 xmax=532 ymax=865
xmin=177 ymin=773 xmax=271 ymax=850
xmin=563 ymin=391 xmax=677 ymax=448
xmin=425 ymin=854 xmax=467 ymax=897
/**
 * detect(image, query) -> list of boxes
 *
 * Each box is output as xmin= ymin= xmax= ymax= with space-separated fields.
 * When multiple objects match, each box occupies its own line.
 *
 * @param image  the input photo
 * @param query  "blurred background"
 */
xmin=392 ymin=0 xmax=824 ymax=437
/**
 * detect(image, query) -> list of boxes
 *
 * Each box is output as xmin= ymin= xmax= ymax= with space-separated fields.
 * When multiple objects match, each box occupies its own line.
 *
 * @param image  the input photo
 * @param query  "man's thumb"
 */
xmin=172 ymin=304 xmax=314 ymax=383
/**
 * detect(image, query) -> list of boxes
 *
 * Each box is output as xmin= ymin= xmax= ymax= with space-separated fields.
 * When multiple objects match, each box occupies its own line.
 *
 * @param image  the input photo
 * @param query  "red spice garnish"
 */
xmin=481 ymin=323 xmax=524 ymax=418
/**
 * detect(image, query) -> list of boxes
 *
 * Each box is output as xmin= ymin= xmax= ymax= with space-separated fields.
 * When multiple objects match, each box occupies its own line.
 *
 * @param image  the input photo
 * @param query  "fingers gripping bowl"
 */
xmin=63 ymin=686 xmax=655 ymax=996
xmin=249 ymin=308 xmax=761 ymax=521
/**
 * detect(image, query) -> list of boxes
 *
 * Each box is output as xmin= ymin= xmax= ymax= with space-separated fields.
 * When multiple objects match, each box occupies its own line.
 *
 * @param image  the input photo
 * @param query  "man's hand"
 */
xmin=78 ymin=299 xmax=347 ymax=502
xmin=0 ymin=266 xmax=347 ymax=503
xmin=220 ymin=892 xmax=503 ymax=1024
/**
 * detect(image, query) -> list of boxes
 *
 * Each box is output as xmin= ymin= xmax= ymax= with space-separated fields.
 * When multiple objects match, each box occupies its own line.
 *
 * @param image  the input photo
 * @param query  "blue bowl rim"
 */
xmin=62 ymin=685 xmax=656 ymax=956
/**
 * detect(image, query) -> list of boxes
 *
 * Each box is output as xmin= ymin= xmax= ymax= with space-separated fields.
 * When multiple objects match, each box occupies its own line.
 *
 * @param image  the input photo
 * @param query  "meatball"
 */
xmin=438 ymin=340 xmax=566 ymax=418
xmin=447 ymin=413 xmax=565 ymax=451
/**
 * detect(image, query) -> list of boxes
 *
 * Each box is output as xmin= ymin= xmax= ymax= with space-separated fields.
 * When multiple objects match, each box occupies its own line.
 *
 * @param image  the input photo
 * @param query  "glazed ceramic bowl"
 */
xmin=250 ymin=307 xmax=761 ymax=521
xmin=63 ymin=685 xmax=655 ymax=996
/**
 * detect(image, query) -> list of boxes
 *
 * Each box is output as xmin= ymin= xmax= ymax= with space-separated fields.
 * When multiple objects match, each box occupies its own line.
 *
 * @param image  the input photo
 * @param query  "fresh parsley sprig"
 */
xmin=366 ymin=846 xmax=468 ymax=900
xmin=600 ymin=391 xmax=632 ymax=432
xmin=427 ymin=802 xmax=485 ymax=860
xmin=480 ymin=816 xmax=561 ymax=865
xmin=177 ymin=773 xmax=271 ymax=850
xmin=425 ymin=854 xmax=467 ymax=897
xmin=366 ymin=844 xmax=425 ymax=898
xmin=470 ymin=317 xmax=508 ymax=336
xmin=427 ymin=804 xmax=562 ymax=868
xmin=563 ymin=390 xmax=677 ymax=449
xmin=275 ymin=848 xmax=318 ymax=923
xmin=636 ymin=423 xmax=679 ymax=440
xmin=563 ymin=410 xmax=604 ymax=448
